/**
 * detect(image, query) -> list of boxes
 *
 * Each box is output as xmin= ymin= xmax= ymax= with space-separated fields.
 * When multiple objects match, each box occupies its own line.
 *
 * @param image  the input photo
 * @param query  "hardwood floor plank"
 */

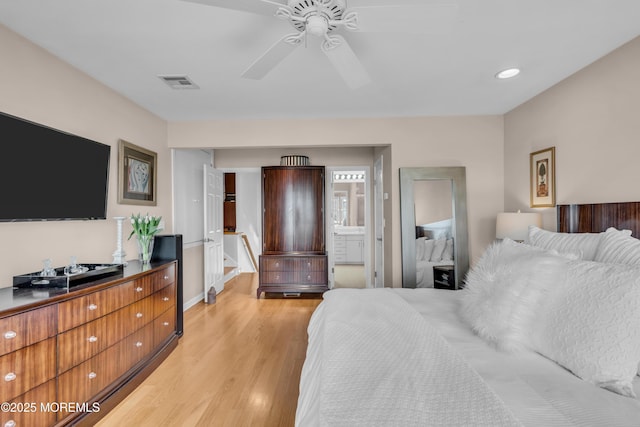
xmin=96 ymin=273 xmax=322 ymax=427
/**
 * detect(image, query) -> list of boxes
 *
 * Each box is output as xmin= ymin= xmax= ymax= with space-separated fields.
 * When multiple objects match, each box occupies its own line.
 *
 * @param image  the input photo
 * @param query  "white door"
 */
xmin=204 ymin=164 xmax=224 ymax=301
xmin=374 ymin=156 xmax=384 ymax=288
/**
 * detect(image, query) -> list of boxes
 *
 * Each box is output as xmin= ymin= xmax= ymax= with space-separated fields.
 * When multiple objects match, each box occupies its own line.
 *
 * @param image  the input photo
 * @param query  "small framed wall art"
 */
xmin=118 ymin=139 xmax=157 ymax=206
xmin=530 ymin=146 xmax=555 ymax=208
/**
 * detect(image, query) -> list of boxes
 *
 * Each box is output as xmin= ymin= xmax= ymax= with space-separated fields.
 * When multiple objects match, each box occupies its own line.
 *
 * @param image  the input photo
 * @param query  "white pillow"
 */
xmin=594 ymin=227 xmax=640 ymax=265
xmin=423 ymin=239 xmax=435 ymax=262
xmin=459 ymin=239 xmax=571 ymax=352
xmin=441 ymin=239 xmax=454 ymax=261
xmin=429 ymin=238 xmax=447 ymax=262
xmin=423 ymin=227 xmax=450 ymax=240
xmin=527 ymin=225 xmax=602 ymax=260
xmin=416 ymin=237 xmax=426 ymax=261
xmin=531 ymin=259 xmax=640 ymax=397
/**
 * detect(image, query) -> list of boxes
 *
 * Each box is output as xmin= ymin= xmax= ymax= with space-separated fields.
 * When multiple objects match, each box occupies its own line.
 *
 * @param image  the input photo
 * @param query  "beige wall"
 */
xmin=504 ymin=36 xmax=640 ymax=229
xmin=0 ymin=24 xmax=172 ymax=286
xmin=169 ymin=115 xmax=505 ymax=286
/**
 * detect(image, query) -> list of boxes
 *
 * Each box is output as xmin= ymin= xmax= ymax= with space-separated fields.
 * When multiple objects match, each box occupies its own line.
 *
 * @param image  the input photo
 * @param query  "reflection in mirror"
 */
xmin=414 ymin=180 xmax=454 ymax=288
xmin=332 ymin=182 xmax=364 ymax=226
xmin=400 ymin=167 xmax=469 ymax=289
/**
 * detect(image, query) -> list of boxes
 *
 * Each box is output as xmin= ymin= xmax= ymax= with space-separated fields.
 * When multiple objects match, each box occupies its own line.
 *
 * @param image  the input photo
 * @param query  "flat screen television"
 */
xmin=0 ymin=111 xmax=110 ymax=222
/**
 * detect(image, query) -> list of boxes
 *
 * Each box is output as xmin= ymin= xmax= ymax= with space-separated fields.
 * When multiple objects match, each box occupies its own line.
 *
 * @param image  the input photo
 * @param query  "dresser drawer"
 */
xmin=1 ymin=379 xmax=57 ymax=427
xmin=57 ymin=316 xmax=109 ymax=374
xmin=0 ymin=305 xmax=57 ymax=357
xmin=294 ymin=271 xmax=326 ymax=284
xmin=125 ymin=296 xmax=155 ymax=333
xmin=153 ymin=282 xmax=176 ymax=319
xmin=58 ymin=351 xmax=112 ymax=408
xmin=153 ymin=309 xmax=176 ymax=349
xmin=261 ymin=271 xmax=294 ymax=284
xmin=123 ymin=323 xmax=154 ymax=369
xmin=260 ymin=257 xmax=293 ymax=272
xmin=152 ymin=264 xmax=176 ymax=292
xmin=294 ymin=257 xmax=326 ymax=272
xmin=58 ymin=280 xmax=137 ymax=332
xmin=0 ymin=338 xmax=56 ymax=402
xmin=59 ymin=321 xmax=156 ymax=410
xmin=57 ymin=294 xmax=154 ymax=374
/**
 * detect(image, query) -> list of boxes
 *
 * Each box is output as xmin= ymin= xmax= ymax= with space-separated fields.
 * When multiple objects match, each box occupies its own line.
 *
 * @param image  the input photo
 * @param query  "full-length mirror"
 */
xmin=400 ymin=167 xmax=469 ymax=289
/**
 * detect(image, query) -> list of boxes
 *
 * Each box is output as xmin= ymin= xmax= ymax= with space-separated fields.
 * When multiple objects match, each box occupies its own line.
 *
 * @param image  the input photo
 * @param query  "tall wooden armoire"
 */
xmin=257 ymin=165 xmax=328 ymax=298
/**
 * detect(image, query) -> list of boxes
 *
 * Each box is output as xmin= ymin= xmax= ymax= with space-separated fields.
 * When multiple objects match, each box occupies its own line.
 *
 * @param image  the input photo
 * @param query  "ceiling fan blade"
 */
xmin=241 ymin=33 xmax=302 ymax=80
xmin=181 ymin=0 xmax=288 ymax=17
xmin=345 ymin=4 xmax=458 ymax=34
xmin=321 ymin=35 xmax=372 ymax=90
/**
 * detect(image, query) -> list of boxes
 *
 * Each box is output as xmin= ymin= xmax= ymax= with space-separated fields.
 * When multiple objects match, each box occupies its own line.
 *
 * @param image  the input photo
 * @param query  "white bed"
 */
xmin=296 ymin=225 xmax=640 ymax=426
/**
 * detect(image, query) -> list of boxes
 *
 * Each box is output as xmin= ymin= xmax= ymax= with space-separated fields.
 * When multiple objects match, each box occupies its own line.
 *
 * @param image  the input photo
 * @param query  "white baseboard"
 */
xmin=184 ymin=293 xmax=204 ymax=311
xmin=224 ymin=267 xmax=239 ymax=283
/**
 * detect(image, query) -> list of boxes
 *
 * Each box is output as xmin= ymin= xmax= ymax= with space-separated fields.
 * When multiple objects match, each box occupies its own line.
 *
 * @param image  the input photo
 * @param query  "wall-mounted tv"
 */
xmin=0 ymin=111 xmax=110 ymax=222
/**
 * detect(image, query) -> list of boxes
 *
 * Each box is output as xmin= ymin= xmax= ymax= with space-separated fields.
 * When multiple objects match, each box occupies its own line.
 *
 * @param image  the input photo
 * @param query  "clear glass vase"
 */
xmin=136 ymin=235 xmax=155 ymax=265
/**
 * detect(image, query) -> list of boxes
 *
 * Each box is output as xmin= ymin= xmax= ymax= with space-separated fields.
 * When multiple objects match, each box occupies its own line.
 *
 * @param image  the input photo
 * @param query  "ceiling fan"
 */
xmin=183 ymin=0 xmax=458 ymax=89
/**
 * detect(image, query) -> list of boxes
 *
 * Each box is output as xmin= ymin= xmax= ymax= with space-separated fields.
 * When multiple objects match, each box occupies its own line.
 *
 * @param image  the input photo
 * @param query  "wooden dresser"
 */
xmin=258 ymin=165 xmax=328 ymax=298
xmin=0 ymin=261 xmax=178 ymax=427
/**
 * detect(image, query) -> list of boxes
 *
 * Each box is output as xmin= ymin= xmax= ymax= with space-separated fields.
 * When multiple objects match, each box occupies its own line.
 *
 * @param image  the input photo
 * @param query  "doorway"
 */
xmin=327 ymin=167 xmax=371 ymax=289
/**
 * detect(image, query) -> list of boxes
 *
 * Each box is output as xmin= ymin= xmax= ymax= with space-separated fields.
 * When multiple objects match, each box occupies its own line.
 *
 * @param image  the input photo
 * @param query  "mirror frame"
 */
xmin=400 ymin=167 xmax=469 ymax=289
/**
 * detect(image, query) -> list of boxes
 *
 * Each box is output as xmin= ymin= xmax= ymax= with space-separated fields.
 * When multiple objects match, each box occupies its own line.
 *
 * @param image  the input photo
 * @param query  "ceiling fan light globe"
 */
xmin=307 ymin=15 xmax=329 ymax=37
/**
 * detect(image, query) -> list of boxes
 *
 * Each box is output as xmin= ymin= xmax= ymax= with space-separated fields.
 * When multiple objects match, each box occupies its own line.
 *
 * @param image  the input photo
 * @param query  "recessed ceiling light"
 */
xmin=495 ymin=68 xmax=521 ymax=79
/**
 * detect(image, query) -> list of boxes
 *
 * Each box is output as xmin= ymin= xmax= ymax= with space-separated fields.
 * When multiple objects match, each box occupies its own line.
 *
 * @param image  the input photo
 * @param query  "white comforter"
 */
xmin=296 ymin=288 xmax=522 ymax=426
xmin=297 ymin=288 xmax=640 ymax=427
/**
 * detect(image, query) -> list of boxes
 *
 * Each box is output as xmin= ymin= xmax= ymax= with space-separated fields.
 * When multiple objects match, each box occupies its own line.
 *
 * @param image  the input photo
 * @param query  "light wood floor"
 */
xmin=97 ymin=273 xmax=322 ymax=427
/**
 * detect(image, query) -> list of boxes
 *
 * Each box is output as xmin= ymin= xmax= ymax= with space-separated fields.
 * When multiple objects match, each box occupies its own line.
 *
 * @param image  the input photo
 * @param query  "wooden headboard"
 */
xmin=557 ymin=202 xmax=640 ymax=238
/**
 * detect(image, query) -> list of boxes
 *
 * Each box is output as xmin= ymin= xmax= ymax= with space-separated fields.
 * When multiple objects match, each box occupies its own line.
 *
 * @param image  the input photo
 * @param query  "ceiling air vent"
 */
xmin=158 ymin=75 xmax=199 ymax=89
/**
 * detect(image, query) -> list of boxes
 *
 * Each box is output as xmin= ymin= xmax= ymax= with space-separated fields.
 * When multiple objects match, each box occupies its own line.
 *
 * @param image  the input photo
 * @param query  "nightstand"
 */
xmin=433 ymin=265 xmax=456 ymax=290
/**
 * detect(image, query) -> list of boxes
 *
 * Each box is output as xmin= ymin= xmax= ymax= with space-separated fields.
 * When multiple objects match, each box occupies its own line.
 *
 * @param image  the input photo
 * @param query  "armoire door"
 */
xmin=262 ymin=166 xmax=325 ymax=254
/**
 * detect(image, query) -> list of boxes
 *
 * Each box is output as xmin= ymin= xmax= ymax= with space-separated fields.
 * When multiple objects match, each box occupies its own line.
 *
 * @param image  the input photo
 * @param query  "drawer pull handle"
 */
xmin=136 ymin=313 xmax=143 ymax=318
xmin=88 ymin=304 xmax=98 ymax=311
xmin=4 ymin=372 xmax=16 ymax=382
xmin=88 ymin=335 xmax=98 ymax=343
xmin=136 ymin=286 xmax=144 ymax=292
xmin=3 ymin=331 xmax=17 ymax=339
xmin=275 ymin=262 xmax=280 ymax=267
xmin=307 ymin=275 xmax=311 ymax=280
xmin=136 ymin=341 xmax=143 ymax=348
xmin=5 ymin=420 xmax=16 ymax=427
xmin=163 ymin=321 xmax=170 ymax=326
xmin=88 ymin=372 xmax=97 ymax=380
xmin=162 ymin=297 xmax=170 ymax=302
xmin=164 ymin=275 xmax=169 ymax=280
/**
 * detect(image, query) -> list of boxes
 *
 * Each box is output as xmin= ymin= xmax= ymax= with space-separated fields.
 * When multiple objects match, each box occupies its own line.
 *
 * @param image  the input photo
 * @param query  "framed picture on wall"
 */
xmin=530 ymin=146 xmax=555 ymax=208
xmin=118 ymin=139 xmax=157 ymax=206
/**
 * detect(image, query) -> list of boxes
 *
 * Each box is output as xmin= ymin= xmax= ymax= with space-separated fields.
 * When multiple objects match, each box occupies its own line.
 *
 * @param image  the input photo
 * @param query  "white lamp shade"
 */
xmin=496 ymin=211 xmax=542 ymax=241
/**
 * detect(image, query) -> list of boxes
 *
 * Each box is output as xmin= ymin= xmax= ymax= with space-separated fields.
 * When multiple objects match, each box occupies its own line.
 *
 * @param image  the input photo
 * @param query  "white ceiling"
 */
xmin=1 ymin=0 xmax=640 ymax=121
